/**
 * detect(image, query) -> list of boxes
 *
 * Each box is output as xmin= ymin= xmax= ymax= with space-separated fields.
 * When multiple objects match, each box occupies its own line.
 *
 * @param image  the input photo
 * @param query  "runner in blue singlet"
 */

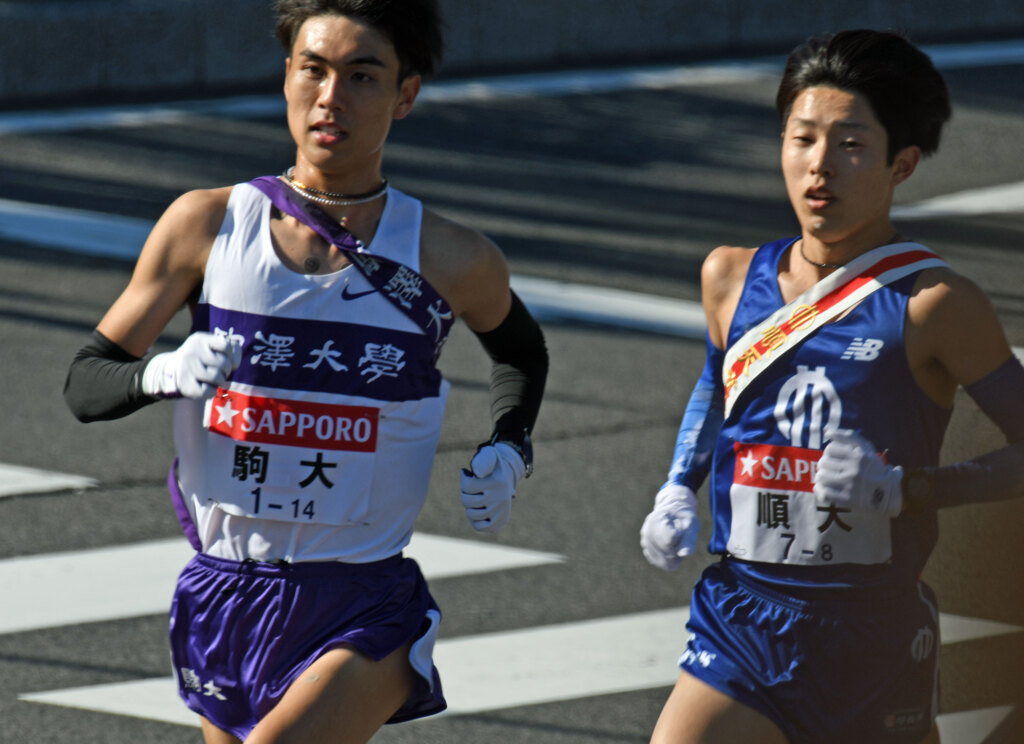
xmin=640 ymin=29 xmax=1024 ymax=744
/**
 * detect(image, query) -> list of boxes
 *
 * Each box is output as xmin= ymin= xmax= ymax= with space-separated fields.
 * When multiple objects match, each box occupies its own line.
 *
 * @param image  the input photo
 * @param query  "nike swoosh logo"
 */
xmin=341 ymin=286 xmax=377 ymax=300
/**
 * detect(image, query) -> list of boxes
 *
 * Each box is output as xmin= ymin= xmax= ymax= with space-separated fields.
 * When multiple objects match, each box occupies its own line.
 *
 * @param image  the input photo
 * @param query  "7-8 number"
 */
xmin=781 ymin=533 xmax=834 ymax=562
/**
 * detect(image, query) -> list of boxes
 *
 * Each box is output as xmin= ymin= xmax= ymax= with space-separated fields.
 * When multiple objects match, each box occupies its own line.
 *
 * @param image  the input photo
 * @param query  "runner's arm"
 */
xmin=64 ymin=330 xmax=158 ymax=422
xmin=848 ymin=270 xmax=1024 ymax=513
xmin=472 ymin=291 xmax=548 ymax=451
xmin=664 ymin=333 xmax=725 ymax=492
xmin=64 ymin=189 xmax=227 ymax=421
xmin=426 ymin=219 xmax=547 ymax=530
xmin=459 ymin=293 xmax=546 ymax=530
xmin=903 ymin=355 xmax=1024 ymax=511
xmin=420 ymin=212 xmax=547 ymax=453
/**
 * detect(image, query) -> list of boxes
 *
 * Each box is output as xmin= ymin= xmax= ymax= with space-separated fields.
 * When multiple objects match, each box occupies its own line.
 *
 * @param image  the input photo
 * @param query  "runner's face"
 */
xmin=283 ymin=14 xmax=420 ymax=184
xmin=781 ymin=86 xmax=917 ymax=246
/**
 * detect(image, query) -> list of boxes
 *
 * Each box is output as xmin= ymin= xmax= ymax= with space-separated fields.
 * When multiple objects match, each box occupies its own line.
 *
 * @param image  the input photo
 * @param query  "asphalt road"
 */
xmin=1 ymin=48 xmax=1022 ymax=743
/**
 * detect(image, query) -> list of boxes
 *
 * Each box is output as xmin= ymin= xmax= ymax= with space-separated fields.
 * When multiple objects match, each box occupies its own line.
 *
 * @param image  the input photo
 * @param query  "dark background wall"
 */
xmin=2 ymin=0 xmax=1024 ymax=106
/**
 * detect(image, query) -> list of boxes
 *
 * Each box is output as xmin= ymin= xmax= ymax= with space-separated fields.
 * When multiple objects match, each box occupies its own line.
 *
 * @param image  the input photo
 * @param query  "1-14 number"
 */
xmin=250 ymin=488 xmax=316 ymax=520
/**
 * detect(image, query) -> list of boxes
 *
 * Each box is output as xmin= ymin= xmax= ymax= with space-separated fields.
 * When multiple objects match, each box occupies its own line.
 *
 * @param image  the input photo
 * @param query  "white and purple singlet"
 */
xmin=173 ymin=183 xmax=453 ymax=563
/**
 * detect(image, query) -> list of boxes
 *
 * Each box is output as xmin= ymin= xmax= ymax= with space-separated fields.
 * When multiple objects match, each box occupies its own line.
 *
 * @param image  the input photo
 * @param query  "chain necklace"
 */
xmin=282 ymin=167 xmax=388 ymax=207
xmin=798 ymin=241 xmax=846 ymax=270
xmin=798 ymin=233 xmax=903 ymax=271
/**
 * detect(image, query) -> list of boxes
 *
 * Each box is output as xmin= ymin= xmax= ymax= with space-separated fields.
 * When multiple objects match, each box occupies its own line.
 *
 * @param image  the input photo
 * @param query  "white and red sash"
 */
xmin=722 ymin=242 xmax=947 ymax=419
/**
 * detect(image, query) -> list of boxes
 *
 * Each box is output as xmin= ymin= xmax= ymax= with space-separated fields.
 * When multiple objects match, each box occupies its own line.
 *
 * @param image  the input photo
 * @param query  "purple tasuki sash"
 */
xmin=248 ymin=176 xmax=455 ymax=359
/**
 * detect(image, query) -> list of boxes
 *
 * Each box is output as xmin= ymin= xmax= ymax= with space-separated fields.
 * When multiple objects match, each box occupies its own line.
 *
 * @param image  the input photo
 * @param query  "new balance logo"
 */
xmin=841 ymin=338 xmax=884 ymax=361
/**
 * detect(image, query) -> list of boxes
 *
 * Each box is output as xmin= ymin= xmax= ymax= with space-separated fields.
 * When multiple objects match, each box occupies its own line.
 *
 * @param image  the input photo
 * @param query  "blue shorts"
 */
xmin=169 ymin=551 xmax=445 ymax=740
xmin=680 ymin=561 xmax=939 ymax=743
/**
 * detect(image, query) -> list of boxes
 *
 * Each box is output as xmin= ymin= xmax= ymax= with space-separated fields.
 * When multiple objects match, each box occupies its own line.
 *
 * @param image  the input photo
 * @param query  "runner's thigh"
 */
xmin=650 ymin=671 xmax=788 ymax=744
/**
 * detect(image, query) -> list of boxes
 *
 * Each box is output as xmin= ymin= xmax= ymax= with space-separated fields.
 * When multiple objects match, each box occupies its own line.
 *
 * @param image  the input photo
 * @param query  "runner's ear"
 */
xmin=891 ymin=145 xmax=921 ymax=186
xmin=393 ymin=74 xmax=421 ymax=121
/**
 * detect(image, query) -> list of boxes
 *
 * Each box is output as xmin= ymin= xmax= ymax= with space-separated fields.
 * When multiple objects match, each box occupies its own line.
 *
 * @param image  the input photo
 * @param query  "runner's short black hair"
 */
xmin=776 ymin=29 xmax=951 ymax=161
xmin=274 ymin=0 xmax=443 ymax=80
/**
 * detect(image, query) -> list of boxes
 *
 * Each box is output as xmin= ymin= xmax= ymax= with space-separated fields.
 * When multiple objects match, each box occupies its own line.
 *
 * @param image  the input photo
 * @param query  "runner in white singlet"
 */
xmin=64 ymin=3 xmax=548 ymax=742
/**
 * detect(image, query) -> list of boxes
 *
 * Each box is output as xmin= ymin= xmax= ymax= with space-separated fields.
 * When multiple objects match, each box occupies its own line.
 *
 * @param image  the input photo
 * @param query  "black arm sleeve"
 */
xmin=64 ymin=330 xmax=158 ymax=422
xmin=908 ymin=356 xmax=1024 ymax=510
xmin=926 ymin=440 xmax=1024 ymax=509
xmin=471 ymin=291 xmax=549 ymax=443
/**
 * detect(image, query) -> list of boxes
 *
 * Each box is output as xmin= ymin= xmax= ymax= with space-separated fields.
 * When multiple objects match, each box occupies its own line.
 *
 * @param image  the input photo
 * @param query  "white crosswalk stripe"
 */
xmin=18 ymin=607 xmax=690 ymax=727
xmin=17 ymin=605 xmax=1020 ymax=742
xmin=22 ymin=690 xmax=1017 ymax=744
xmin=7 ymin=536 xmax=1021 ymax=738
xmin=938 ymin=706 xmax=1016 ymax=744
xmin=0 ymin=463 xmax=96 ymax=499
xmin=0 ymin=535 xmax=563 ymax=635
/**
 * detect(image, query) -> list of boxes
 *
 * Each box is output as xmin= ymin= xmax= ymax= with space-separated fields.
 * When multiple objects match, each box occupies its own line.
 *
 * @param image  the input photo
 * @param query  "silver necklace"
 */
xmin=282 ymin=167 xmax=388 ymax=207
xmin=798 ymin=241 xmax=846 ymax=270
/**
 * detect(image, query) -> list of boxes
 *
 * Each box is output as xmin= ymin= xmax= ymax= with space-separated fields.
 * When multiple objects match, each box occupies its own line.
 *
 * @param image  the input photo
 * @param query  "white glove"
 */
xmin=813 ymin=429 xmax=903 ymax=517
xmin=459 ymin=443 xmax=526 ymax=532
xmin=640 ymin=484 xmax=700 ymax=571
xmin=141 ymin=332 xmax=242 ymax=399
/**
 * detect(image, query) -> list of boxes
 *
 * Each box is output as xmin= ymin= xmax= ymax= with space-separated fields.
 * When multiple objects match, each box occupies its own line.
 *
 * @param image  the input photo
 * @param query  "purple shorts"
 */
xmin=169 ymin=551 xmax=445 ymax=739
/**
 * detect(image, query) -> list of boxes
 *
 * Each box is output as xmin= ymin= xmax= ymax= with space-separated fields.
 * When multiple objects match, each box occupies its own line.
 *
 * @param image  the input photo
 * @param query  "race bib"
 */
xmin=726 ymin=442 xmax=892 ymax=566
xmin=201 ymin=388 xmax=379 ymax=526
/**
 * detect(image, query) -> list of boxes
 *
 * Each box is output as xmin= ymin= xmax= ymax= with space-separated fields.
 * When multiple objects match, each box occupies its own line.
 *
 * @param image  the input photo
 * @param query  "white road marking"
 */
xmin=0 ymin=197 xmax=151 ymax=260
xmin=511 ymin=274 xmax=707 ymax=337
xmin=0 ymin=40 xmax=1021 ymax=135
xmin=21 ymin=608 xmax=690 ymax=726
xmin=1 ymin=196 xmax=1020 ymax=363
xmin=512 ymin=274 xmax=1024 ymax=365
xmin=0 ymin=62 xmax=780 ymax=135
xmin=940 ymin=613 xmax=1024 ymax=645
xmin=0 ymin=463 xmax=97 ymax=498
xmin=417 ymin=60 xmax=782 ymax=102
xmin=436 ymin=607 xmax=688 ymax=714
xmin=0 ymin=535 xmax=563 ymax=635
xmin=19 ymin=606 xmax=1019 ymax=734
xmin=924 ymin=38 xmax=1024 ymax=68
xmin=21 ymin=678 xmax=200 ymax=728
xmin=937 ymin=706 xmax=1015 ymax=744
xmin=892 ymin=180 xmax=1024 ymax=219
